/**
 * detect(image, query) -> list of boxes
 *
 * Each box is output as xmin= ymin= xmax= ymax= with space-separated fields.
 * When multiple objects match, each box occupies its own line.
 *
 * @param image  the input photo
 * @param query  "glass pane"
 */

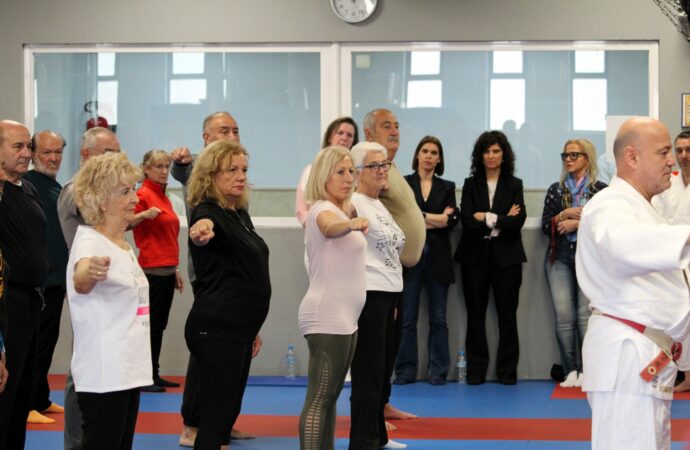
xmin=406 ymin=80 xmax=442 ymax=108
xmin=172 ymin=52 xmax=205 ymax=75
xmin=170 ymin=79 xmax=207 ymax=104
xmin=351 ymin=49 xmax=648 ymax=189
xmin=575 ymin=51 xmax=605 ymax=73
xmin=493 ymin=51 xmax=523 ymax=73
xmin=490 ymin=79 xmax=525 ymax=129
xmin=98 ymin=53 xmax=116 ymax=77
xmin=573 ymin=79 xmax=607 ymax=131
xmin=33 ymin=51 xmax=321 ymax=187
xmin=410 ymin=51 xmax=440 ymax=76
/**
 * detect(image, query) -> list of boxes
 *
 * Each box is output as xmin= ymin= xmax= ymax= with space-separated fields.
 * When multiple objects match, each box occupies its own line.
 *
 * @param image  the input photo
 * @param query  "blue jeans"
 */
xmin=395 ymin=244 xmax=450 ymax=381
xmin=544 ymin=240 xmax=590 ymax=374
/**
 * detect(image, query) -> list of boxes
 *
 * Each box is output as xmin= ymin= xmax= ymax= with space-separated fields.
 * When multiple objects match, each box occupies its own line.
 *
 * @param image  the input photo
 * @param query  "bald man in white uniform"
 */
xmin=576 ymin=118 xmax=690 ymax=449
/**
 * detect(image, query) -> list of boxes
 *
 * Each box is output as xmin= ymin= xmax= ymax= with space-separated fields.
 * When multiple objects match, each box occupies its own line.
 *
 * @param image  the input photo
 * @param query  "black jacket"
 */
xmin=455 ymin=174 xmax=527 ymax=268
xmin=405 ymin=172 xmax=460 ymax=284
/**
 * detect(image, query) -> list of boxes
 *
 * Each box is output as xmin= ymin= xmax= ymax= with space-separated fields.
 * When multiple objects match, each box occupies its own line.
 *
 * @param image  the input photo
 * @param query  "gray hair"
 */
xmin=80 ymin=127 xmax=115 ymax=151
xmin=350 ymin=141 xmax=388 ymax=168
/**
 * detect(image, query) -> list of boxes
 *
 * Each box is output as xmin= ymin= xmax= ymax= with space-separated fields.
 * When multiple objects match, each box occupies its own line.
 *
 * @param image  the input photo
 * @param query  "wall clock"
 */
xmin=330 ymin=0 xmax=378 ymax=24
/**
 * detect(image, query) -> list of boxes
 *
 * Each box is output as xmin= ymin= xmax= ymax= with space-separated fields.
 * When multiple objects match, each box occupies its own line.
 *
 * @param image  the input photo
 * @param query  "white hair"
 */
xmin=350 ymin=141 xmax=387 ymax=168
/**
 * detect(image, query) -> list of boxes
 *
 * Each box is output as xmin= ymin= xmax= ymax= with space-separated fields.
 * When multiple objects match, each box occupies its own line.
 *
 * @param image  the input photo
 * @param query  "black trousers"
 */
xmin=0 ymin=286 xmax=41 ymax=450
xmin=76 ymin=388 xmax=140 ymax=450
xmin=461 ymin=244 xmax=522 ymax=383
xmin=382 ymin=288 xmax=403 ymax=406
xmin=185 ymin=334 xmax=252 ymax=449
xmin=145 ymin=273 xmax=176 ymax=379
xmin=31 ymin=285 xmax=65 ymax=411
xmin=349 ymin=290 xmax=400 ymax=450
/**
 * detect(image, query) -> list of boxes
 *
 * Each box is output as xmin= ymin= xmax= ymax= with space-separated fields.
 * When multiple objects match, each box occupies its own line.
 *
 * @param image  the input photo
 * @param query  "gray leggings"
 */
xmin=299 ymin=332 xmax=357 ymax=450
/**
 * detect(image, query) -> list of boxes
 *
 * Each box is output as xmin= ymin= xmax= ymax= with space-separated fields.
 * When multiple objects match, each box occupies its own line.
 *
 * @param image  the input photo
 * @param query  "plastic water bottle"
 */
xmin=285 ymin=344 xmax=296 ymax=379
xmin=456 ymin=351 xmax=467 ymax=384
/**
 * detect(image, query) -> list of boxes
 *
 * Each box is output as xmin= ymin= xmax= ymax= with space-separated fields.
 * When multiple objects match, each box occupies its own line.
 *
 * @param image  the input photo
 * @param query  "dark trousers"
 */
xmin=0 ymin=286 xmax=41 ymax=450
xmin=382 ymin=288 xmax=403 ymax=406
xmin=461 ymin=244 xmax=522 ymax=384
xmin=349 ymin=290 xmax=400 ymax=450
xmin=145 ymin=273 xmax=176 ymax=379
xmin=76 ymin=388 xmax=140 ymax=450
xmin=31 ymin=285 xmax=65 ymax=411
xmin=185 ymin=334 xmax=252 ymax=449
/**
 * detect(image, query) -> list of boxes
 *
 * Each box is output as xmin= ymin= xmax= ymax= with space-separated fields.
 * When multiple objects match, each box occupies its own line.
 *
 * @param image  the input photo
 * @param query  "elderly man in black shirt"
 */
xmin=24 ymin=130 xmax=69 ymax=424
xmin=0 ymin=120 xmax=49 ymax=450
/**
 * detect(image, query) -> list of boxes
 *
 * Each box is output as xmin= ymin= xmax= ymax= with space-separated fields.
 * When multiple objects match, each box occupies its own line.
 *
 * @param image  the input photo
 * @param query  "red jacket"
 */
xmin=133 ymin=178 xmax=180 ymax=269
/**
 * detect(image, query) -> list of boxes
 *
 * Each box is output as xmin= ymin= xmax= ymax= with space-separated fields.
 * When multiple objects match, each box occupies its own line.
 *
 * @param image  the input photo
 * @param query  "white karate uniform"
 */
xmin=652 ymin=172 xmax=690 ymax=225
xmin=576 ymin=176 xmax=690 ymax=449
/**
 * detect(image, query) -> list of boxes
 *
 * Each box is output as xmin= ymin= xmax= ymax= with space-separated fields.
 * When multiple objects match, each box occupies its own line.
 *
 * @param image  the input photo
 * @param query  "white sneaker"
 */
xmin=381 ymin=439 xmax=408 ymax=449
xmin=560 ymin=370 xmax=578 ymax=388
xmin=576 ymin=372 xmax=584 ymax=387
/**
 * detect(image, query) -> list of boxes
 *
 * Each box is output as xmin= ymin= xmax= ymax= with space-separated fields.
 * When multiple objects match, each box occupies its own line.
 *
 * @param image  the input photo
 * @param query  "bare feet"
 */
xmin=675 ymin=377 xmax=690 ymax=392
xmin=383 ymin=403 xmax=417 ymax=420
xmin=27 ymin=410 xmax=56 ymax=424
xmin=230 ymin=428 xmax=255 ymax=440
xmin=41 ymin=402 xmax=64 ymax=414
xmin=179 ymin=426 xmax=197 ymax=447
xmin=385 ymin=421 xmax=397 ymax=431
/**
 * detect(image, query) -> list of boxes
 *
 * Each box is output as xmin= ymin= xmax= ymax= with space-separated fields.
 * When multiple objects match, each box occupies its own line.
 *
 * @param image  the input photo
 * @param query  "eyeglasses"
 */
xmin=360 ymin=161 xmax=392 ymax=172
xmin=560 ymin=152 xmax=584 ymax=161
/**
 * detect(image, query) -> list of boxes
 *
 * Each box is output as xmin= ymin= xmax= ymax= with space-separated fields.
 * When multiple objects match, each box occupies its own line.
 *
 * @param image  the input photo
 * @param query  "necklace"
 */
xmin=230 ymin=208 xmax=254 ymax=234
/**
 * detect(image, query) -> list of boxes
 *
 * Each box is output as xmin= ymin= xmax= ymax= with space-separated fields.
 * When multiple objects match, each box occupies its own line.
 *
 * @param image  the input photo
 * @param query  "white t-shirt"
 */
xmin=351 ymin=192 xmax=405 ymax=292
xmin=298 ymin=200 xmax=367 ymax=336
xmin=67 ymin=226 xmax=152 ymax=393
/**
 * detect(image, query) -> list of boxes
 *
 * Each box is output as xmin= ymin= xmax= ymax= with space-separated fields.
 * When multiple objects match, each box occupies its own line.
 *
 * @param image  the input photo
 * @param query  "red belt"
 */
xmin=601 ymin=312 xmax=682 ymax=382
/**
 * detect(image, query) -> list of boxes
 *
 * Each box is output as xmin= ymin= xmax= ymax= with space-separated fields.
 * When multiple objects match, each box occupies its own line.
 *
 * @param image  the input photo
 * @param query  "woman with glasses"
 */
xmin=455 ymin=130 xmax=526 ymax=386
xmin=541 ymin=139 xmax=606 ymax=388
xmin=131 ymin=149 xmax=184 ymax=392
xmin=394 ymin=136 xmax=459 ymax=386
xmin=348 ymin=142 xmax=407 ymax=449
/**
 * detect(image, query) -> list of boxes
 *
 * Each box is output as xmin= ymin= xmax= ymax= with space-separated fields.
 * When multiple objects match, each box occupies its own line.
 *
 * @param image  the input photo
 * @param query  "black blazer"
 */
xmin=454 ymin=174 xmax=527 ymax=268
xmin=405 ymin=172 xmax=459 ymax=284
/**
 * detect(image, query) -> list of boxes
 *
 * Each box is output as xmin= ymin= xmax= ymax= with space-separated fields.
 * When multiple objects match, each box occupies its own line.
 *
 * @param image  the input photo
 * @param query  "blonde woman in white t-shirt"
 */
xmin=68 ymin=153 xmax=151 ymax=450
xmin=349 ymin=141 xmax=407 ymax=450
xmin=298 ymin=146 xmax=368 ymax=450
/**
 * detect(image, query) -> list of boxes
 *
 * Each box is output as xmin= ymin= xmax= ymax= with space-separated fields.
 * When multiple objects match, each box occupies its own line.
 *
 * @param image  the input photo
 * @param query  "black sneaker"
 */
xmin=154 ymin=377 xmax=180 ymax=388
xmin=140 ymin=384 xmax=165 ymax=393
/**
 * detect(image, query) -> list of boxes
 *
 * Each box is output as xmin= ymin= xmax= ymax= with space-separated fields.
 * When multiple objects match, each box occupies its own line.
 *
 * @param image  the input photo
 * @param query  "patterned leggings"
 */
xmin=299 ymin=332 xmax=358 ymax=450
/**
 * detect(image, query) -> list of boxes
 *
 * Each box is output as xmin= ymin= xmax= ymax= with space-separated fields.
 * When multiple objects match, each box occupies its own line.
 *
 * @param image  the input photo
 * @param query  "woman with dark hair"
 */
xmin=295 ymin=117 xmax=359 ymax=226
xmin=394 ymin=136 xmax=459 ymax=385
xmin=541 ymin=139 xmax=606 ymax=388
xmin=455 ymin=130 xmax=526 ymax=386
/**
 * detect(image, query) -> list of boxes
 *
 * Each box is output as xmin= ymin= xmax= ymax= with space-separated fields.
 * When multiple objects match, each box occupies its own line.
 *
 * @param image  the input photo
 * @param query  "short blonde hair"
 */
xmin=304 ymin=146 xmax=352 ymax=205
xmin=142 ymin=149 xmax=172 ymax=170
xmin=187 ymin=140 xmax=249 ymax=209
xmin=74 ymin=152 xmax=142 ymax=225
xmin=559 ymin=138 xmax=600 ymax=188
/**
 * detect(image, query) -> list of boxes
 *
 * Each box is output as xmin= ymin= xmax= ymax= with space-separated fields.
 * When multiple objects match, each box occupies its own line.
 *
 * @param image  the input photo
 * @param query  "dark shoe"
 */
xmin=466 ymin=378 xmax=485 ymax=385
xmin=140 ymin=384 xmax=165 ymax=393
xmin=393 ymin=377 xmax=415 ymax=385
xmin=154 ymin=376 xmax=180 ymax=388
xmin=498 ymin=378 xmax=517 ymax=386
xmin=429 ymin=377 xmax=446 ymax=386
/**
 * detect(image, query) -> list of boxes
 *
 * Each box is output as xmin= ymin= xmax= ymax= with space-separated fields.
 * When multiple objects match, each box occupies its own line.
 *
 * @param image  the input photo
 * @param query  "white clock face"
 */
xmin=331 ymin=0 xmax=378 ymax=24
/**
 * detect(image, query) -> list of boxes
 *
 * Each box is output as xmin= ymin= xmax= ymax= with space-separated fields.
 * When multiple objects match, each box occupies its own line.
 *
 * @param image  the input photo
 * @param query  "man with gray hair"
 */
xmin=0 ymin=120 xmax=48 ymax=450
xmin=577 ymin=117 xmax=690 ymax=449
xmin=23 ymin=130 xmax=69 ymax=425
xmin=58 ymin=126 xmax=120 ymax=450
